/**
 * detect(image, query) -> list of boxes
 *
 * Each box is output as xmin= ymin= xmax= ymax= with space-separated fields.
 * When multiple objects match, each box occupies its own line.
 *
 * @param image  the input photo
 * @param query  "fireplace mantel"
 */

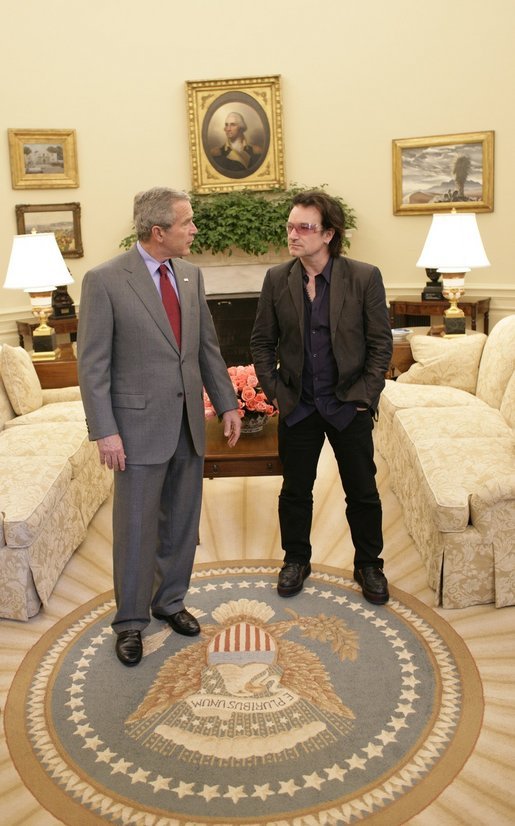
xmin=190 ymin=250 xmax=290 ymax=296
xmin=202 ymin=263 xmax=267 ymax=296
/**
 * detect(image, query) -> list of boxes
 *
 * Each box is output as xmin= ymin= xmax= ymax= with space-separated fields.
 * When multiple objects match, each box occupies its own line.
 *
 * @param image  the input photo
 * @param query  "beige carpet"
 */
xmin=1 ymin=440 xmax=515 ymax=824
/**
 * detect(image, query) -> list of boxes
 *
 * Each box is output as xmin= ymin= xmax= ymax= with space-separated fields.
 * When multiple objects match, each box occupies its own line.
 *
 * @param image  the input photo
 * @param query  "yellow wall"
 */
xmin=1 ymin=0 xmax=514 ymax=333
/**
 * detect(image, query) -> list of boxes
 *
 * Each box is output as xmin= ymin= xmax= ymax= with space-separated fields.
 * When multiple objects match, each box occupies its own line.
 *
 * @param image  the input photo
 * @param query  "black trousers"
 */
xmin=278 ymin=410 xmax=384 ymax=569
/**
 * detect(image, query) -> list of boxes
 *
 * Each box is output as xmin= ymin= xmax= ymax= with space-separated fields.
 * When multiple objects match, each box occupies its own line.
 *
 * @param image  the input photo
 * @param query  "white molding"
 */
xmin=0 ymin=308 xmax=28 ymax=347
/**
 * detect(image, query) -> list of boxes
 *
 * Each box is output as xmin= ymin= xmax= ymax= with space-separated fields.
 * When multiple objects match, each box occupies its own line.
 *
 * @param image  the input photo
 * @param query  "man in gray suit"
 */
xmin=251 ymin=190 xmax=392 ymax=605
xmin=78 ymin=187 xmax=241 ymax=666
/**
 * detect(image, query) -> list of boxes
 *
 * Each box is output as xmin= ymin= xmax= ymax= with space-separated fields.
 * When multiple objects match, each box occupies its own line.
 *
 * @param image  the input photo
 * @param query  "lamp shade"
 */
xmin=416 ymin=212 xmax=490 ymax=273
xmin=3 ymin=233 xmax=73 ymax=292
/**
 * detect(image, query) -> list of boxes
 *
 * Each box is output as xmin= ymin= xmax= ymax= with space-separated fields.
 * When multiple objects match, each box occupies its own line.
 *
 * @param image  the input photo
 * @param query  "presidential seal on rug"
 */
xmin=5 ymin=562 xmax=483 ymax=825
xmin=126 ymin=598 xmax=356 ymax=762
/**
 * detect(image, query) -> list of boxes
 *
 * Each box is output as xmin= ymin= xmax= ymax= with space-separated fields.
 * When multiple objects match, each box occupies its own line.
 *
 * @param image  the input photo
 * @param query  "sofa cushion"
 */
xmin=42 ymin=386 xmax=82 ymax=404
xmin=0 ymin=344 xmax=43 ymax=415
xmin=396 ymin=333 xmax=486 ymax=394
xmin=0 ymin=370 xmax=16 ymax=430
xmin=3 ymin=400 xmax=86 ymax=428
xmin=500 ymin=371 xmax=515 ymax=431
xmin=393 ymin=404 xmax=512 ymax=442
xmin=0 ymin=422 xmax=92 ymax=477
xmin=0 ymin=458 xmax=72 ymax=548
xmin=476 ymin=315 xmax=515 ymax=409
xmin=378 ymin=378 xmax=490 ymax=431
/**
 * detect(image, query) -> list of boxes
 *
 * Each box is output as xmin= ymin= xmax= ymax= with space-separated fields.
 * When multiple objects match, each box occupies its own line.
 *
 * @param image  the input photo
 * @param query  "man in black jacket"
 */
xmin=250 ymin=190 xmax=392 ymax=604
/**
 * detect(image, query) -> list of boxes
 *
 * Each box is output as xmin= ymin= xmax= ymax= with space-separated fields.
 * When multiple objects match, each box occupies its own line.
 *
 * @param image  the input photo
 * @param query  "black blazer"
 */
xmin=250 ymin=256 xmax=393 ymax=417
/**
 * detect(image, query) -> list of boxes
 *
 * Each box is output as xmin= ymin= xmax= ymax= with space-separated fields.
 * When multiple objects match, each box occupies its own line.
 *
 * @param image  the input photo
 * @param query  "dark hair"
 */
xmin=291 ymin=190 xmax=345 ymax=257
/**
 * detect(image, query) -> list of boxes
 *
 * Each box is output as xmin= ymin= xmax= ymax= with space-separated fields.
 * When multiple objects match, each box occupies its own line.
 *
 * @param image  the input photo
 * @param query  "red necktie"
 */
xmin=159 ymin=264 xmax=181 ymax=348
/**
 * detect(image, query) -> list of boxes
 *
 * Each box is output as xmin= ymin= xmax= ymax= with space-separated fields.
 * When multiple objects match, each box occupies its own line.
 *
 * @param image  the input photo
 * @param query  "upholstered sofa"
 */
xmin=0 ymin=344 xmax=113 ymax=621
xmin=375 ymin=315 xmax=515 ymax=609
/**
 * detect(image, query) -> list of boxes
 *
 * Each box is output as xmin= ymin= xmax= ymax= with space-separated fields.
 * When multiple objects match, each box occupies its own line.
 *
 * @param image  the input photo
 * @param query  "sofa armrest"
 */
xmin=42 ymin=386 xmax=82 ymax=404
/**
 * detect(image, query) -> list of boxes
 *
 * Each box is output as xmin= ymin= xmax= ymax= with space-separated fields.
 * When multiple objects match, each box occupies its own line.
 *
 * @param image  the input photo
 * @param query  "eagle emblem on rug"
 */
xmin=125 ymin=599 xmax=359 ymax=764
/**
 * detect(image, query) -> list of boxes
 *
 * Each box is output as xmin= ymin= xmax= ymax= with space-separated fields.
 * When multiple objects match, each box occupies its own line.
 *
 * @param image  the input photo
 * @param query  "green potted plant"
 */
xmin=120 ymin=184 xmax=357 ymax=259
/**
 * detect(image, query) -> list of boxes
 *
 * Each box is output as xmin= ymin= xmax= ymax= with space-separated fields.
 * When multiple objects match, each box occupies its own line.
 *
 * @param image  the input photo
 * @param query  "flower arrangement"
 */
xmin=204 ymin=364 xmax=276 ymax=422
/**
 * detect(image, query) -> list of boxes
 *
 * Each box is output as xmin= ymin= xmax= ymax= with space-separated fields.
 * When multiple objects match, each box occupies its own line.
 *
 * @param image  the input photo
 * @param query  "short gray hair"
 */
xmin=133 ymin=187 xmax=190 ymax=241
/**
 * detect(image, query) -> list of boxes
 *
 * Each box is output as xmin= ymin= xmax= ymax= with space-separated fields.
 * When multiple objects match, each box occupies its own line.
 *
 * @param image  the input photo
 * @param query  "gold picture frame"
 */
xmin=8 ymin=128 xmax=79 ymax=189
xmin=186 ymin=75 xmax=285 ymax=193
xmin=15 ymin=202 xmax=83 ymax=258
xmin=392 ymin=131 xmax=494 ymax=215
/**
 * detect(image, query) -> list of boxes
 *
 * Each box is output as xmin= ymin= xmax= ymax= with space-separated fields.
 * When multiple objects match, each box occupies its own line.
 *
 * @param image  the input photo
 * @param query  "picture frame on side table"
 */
xmin=392 ymin=131 xmax=494 ymax=215
xmin=186 ymin=75 xmax=285 ymax=193
xmin=15 ymin=202 xmax=83 ymax=258
xmin=8 ymin=128 xmax=79 ymax=189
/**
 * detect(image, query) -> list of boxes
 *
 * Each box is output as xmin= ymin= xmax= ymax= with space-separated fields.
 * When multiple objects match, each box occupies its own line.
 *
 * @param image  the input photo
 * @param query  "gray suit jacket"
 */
xmin=77 ymin=246 xmax=236 ymax=464
xmin=250 ymin=256 xmax=393 ymax=417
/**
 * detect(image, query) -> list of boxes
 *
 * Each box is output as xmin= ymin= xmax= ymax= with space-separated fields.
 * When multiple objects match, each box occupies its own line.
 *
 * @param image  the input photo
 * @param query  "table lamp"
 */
xmin=3 ymin=232 xmax=74 ymax=360
xmin=416 ymin=211 xmax=490 ymax=336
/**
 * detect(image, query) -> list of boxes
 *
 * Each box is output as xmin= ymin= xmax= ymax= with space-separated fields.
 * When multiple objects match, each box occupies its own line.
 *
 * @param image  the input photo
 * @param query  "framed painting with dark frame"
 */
xmin=8 ymin=128 xmax=79 ymax=189
xmin=392 ymin=131 xmax=494 ymax=215
xmin=15 ymin=202 xmax=83 ymax=258
xmin=186 ymin=75 xmax=285 ymax=193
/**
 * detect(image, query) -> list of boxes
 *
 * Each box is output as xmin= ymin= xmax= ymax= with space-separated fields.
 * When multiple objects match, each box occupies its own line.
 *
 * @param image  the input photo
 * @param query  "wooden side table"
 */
xmin=389 ymin=296 xmax=490 ymax=333
xmin=386 ymin=339 xmax=415 ymax=379
xmin=204 ymin=416 xmax=281 ymax=478
xmin=33 ymin=344 xmax=78 ymax=389
xmin=17 ymin=316 xmax=79 ymax=349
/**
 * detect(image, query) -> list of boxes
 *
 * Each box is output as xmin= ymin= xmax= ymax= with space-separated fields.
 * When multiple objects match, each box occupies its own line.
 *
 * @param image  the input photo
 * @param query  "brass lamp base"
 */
xmin=32 ymin=349 xmax=61 ymax=362
xmin=442 ymin=272 xmax=466 ymax=337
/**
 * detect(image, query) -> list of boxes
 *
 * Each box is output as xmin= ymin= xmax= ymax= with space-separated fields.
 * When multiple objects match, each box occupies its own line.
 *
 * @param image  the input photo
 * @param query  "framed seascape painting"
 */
xmin=15 ymin=202 xmax=83 ymax=258
xmin=8 ymin=129 xmax=79 ymax=189
xmin=186 ymin=75 xmax=285 ymax=193
xmin=392 ymin=131 xmax=494 ymax=215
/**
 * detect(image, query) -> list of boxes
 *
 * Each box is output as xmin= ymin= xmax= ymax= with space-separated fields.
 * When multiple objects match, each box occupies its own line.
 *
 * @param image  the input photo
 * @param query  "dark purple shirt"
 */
xmin=285 ymin=258 xmax=357 ymax=431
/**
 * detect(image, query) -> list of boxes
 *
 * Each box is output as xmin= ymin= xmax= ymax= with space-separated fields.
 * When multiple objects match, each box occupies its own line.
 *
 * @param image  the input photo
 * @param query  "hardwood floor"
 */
xmin=1 ymin=441 xmax=515 ymax=825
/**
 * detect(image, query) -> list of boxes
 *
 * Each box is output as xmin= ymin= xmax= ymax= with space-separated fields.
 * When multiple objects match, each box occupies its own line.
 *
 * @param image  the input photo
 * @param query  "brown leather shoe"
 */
xmin=152 ymin=608 xmax=201 ymax=636
xmin=354 ymin=566 xmax=389 ymax=605
xmin=277 ymin=562 xmax=311 ymax=597
xmin=115 ymin=630 xmax=142 ymax=666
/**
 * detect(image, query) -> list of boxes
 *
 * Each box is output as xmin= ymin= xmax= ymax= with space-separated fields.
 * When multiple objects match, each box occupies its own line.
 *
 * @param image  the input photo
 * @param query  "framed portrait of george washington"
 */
xmin=186 ymin=76 xmax=285 ymax=193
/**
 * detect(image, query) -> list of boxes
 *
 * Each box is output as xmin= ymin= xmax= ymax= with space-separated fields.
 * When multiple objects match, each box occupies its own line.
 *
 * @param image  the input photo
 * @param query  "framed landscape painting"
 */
xmin=186 ymin=75 xmax=285 ymax=193
xmin=15 ymin=202 xmax=83 ymax=258
xmin=392 ymin=131 xmax=494 ymax=215
xmin=8 ymin=129 xmax=79 ymax=189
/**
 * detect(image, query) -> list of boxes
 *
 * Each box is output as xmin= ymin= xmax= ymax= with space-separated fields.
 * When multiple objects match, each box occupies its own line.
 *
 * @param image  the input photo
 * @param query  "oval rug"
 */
xmin=5 ymin=562 xmax=483 ymax=825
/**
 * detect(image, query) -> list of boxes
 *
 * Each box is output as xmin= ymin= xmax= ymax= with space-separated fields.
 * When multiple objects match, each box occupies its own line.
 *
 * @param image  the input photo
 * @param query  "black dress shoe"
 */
xmin=277 ymin=562 xmax=311 ymax=597
xmin=354 ymin=566 xmax=389 ymax=605
xmin=115 ymin=630 xmax=142 ymax=666
xmin=152 ymin=608 xmax=201 ymax=636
